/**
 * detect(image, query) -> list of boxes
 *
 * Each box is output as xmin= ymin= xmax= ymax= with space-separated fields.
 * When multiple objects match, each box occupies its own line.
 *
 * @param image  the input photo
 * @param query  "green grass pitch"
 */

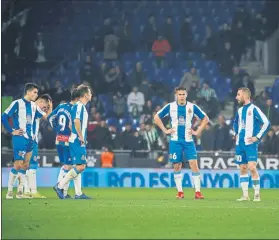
xmin=2 ymin=188 xmax=279 ymax=239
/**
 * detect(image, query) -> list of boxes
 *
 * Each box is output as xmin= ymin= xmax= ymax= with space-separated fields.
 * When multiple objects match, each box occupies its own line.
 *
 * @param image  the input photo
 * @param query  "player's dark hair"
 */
xmin=71 ymin=88 xmax=80 ymax=100
xmin=77 ymin=84 xmax=92 ymax=97
xmin=24 ymin=83 xmax=39 ymax=95
xmin=175 ymin=86 xmax=187 ymax=92
xmin=38 ymin=94 xmax=52 ymax=102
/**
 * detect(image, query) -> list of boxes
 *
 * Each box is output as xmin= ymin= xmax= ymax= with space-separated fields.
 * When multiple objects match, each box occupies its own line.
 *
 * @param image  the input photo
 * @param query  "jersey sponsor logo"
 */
xmin=248 ymin=111 xmax=252 ymax=116
xmin=188 ymin=108 xmax=192 ymax=114
xmin=178 ymin=116 xmax=185 ymax=125
xmin=56 ymin=134 xmax=70 ymax=142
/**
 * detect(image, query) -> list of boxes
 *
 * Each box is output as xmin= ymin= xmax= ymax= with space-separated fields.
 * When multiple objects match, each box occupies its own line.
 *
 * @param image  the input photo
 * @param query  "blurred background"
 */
xmin=2 ymin=0 xmax=279 ymax=169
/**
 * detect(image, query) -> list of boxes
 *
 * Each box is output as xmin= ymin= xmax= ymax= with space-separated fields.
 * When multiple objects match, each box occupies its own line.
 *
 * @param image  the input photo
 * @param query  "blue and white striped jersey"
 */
xmin=2 ymin=98 xmax=45 ymax=139
xmin=69 ymin=101 xmax=88 ymax=145
xmin=233 ymin=103 xmax=270 ymax=145
xmin=157 ymin=101 xmax=206 ymax=142
xmin=33 ymin=116 xmax=41 ymax=143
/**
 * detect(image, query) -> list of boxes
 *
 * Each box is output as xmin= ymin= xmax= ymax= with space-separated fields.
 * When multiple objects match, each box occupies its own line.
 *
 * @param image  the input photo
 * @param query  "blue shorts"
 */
xmin=169 ymin=140 xmax=198 ymax=163
xmin=12 ymin=136 xmax=33 ymax=161
xmin=29 ymin=141 xmax=39 ymax=169
xmin=69 ymin=143 xmax=87 ymax=165
xmin=235 ymin=143 xmax=258 ymax=165
xmin=56 ymin=145 xmax=73 ymax=165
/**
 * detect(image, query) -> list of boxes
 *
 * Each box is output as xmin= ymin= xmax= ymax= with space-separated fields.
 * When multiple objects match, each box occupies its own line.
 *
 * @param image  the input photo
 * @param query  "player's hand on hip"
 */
xmin=188 ymin=128 xmax=199 ymax=136
xmin=164 ymin=128 xmax=176 ymax=135
xmin=12 ymin=129 xmax=24 ymax=136
xmin=78 ymin=136 xmax=85 ymax=145
xmin=247 ymin=137 xmax=258 ymax=143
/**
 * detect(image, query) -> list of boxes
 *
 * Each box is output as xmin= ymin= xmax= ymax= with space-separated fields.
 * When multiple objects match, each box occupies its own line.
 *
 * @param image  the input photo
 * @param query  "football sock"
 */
xmin=63 ymin=169 xmax=70 ymax=196
xmin=58 ymin=167 xmax=79 ymax=189
xmin=8 ymin=168 xmax=18 ymax=192
xmin=17 ymin=169 xmax=26 ymax=193
xmin=28 ymin=169 xmax=37 ymax=194
xmin=252 ymin=177 xmax=260 ymax=195
xmin=192 ymin=172 xmax=201 ymax=192
xmin=57 ymin=166 xmax=65 ymax=182
xmin=73 ymin=173 xmax=82 ymax=196
xmin=240 ymin=174 xmax=249 ymax=197
xmin=174 ymin=171 xmax=183 ymax=192
xmin=24 ymin=170 xmax=30 ymax=193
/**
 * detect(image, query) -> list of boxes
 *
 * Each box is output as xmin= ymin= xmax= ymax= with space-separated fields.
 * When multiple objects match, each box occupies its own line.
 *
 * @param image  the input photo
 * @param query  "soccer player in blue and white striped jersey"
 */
xmin=54 ymin=84 xmax=92 ymax=199
xmin=24 ymin=94 xmax=53 ymax=198
xmin=234 ymin=87 xmax=270 ymax=202
xmin=1 ymin=83 xmax=47 ymax=199
xmin=154 ymin=87 xmax=209 ymax=199
xmin=48 ymin=88 xmax=80 ymax=199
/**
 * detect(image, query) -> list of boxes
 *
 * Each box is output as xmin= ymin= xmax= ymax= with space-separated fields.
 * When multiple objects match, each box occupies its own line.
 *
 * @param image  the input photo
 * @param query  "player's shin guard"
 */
xmin=57 ymin=166 xmax=65 ymax=183
xmin=73 ymin=173 xmax=82 ymax=196
xmin=173 ymin=171 xmax=183 ymax=192
xmin=252 ymin=177 xmax=260 ymax=195
xmin=17 ymin=169 xmax=27 ymax=193
xmin=192 ymin=172 xmax=201 ymax=192
xmin=24 ymin=170 xmax=30 ymax=193
xmin=240 ymin=174 xmax=249 ymax=197
xmin=28 ymin=169 xmax=37 ymax=194
xmin=58 ymin=167 xmax=79 ymax=189
xmin=8 ymin=168 xmax=18 ymax=192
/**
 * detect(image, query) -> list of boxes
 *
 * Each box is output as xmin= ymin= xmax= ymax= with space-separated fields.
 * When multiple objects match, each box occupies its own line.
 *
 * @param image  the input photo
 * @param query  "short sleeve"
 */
xmin=157 ymin=104 xmax=170 ymax=119
xmin=193 ymin=104 xmax=206 ymax=120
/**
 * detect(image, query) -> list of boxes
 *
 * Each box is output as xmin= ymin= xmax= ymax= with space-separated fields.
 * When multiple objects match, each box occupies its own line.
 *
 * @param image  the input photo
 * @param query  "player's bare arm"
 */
xmin=189 ymin=115 xmax=209 ymax=136
xmin=74 ymin=118 xmax=84 ymax=144
xmin=154 ymin=114 xmax=175 ymax=135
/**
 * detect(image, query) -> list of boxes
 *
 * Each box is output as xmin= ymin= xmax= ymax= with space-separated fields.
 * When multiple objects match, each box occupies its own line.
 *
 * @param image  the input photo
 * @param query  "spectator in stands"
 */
xmin=90 ymin=120 xmax=111 ymax=149
xmin=218 ymin=41 xmax=236 ymax=75
xmin=143 ymin=121 xmax=165 ymax=151
xmin=219 ymin=23 xmax=233 ymax=44
xmin=91 ymin=95 xmax=104 ymax=115
xmin=232 ymin=5 xmax=250 ymax=30
xmin=121 ymin=122 xmax=136 ymax=149
xmin=231 ymin=21 xmax=247 ymax=66
xmin=203 ymin=25 xmax=217 ymax=60
xmin=262 ymin=99 xmax=279 ymax=126
xmin=113 ymin=91 xmax=126 ymax=119
xmin=198 ymin=82 xmax=218 ymax=119
xmin=214 ymin=115 xmax=232 ymax=151
xmin=130 ymin=131 xmax=147 ymax=151
xmin=179 ymin=67 xmax=200 ymax=91
xmin=242 ymin=74 xmax=255 ymax=99
xmin=104 ymin=66 xmax=121 ymax=93
xmin=34 ymin=32 xmax=46 ymax=64
xmin=200 ymin=123 xmax=215 ymax=151
xmin=90 ymin=110 xmax=102 ymax=123
xmin=95 ymin=17 xmax=113 ymax=52
xmin=52 ymin=80 xmax=71 ymax=107
xmin=108 ymin=125 xmax=122 ymax=149
xmin=151 ymin=35 xmax=171 ymax=68
xmin=127 ymin=87 xmax=145 ymax=117
xmin=255 ymin=90 xmax=269 ymax=110
xmin=180 ymin=16 xmax=193 ymax=51
xmin=254 ymin=14 xmax=267 ymax=66
xmin=39 ymin=82 xmax=51 ymax=95
xmin=143 ymin=15 xmax=157 ymax=50
xmin=118 ymin=19 xmax=133 ymax=54
xmin=262 ymin=129 xmax=279 ymax=155
xmin=139 ymin=79 xmax=155 ymax=101
xmin=130 ymin=62 xmax=146 ymax=88
xmin=140 ymin=100 xmax=153 ymax=124
xmin=187 ymin=81 xmax=199 ymax=103
xmin=104 ymin=29 xmax=119 ymax=60
xmin=163 ymin=16 xmax=175 ymax=50
xmin=80 ymin=55 xmax=94 ymax=84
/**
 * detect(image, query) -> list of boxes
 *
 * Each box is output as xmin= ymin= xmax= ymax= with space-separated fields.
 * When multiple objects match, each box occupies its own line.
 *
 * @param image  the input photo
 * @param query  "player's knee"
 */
xmin=189 ymin=160 xmax=199 ymax=172
xmin=248 ymin=164 xmax=257 ymax=173
xmin=64 ymin=165 xmax=72 ymax=171
xmin=173 ymin=163 xmax=182 ymax=172
xmin=76 ymin=164 xmax=86 ymax=172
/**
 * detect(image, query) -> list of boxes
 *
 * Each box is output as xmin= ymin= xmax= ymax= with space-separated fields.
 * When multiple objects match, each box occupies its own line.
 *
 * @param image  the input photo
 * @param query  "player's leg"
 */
xmin=169 ymin=141 xmax=183 ymax=199
xmin=6 ymin=160 xmax=23 ymax=199
xmin=246 ymin=144 xmax=260 ymax=201
xmin=235 ymin=145 xmax=250 ymax=201
xmin=184 ymin=142 xmax=204 ymax=199
xmin=62 ymin=146 xmax=74 ymax=198
xmin=18 ymin=138 xmax=34 ymax=198
xmin=24 ymin=169 xmax=31 ymax=194
xmin=56 ymin=145 xmax=66 ymax=182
